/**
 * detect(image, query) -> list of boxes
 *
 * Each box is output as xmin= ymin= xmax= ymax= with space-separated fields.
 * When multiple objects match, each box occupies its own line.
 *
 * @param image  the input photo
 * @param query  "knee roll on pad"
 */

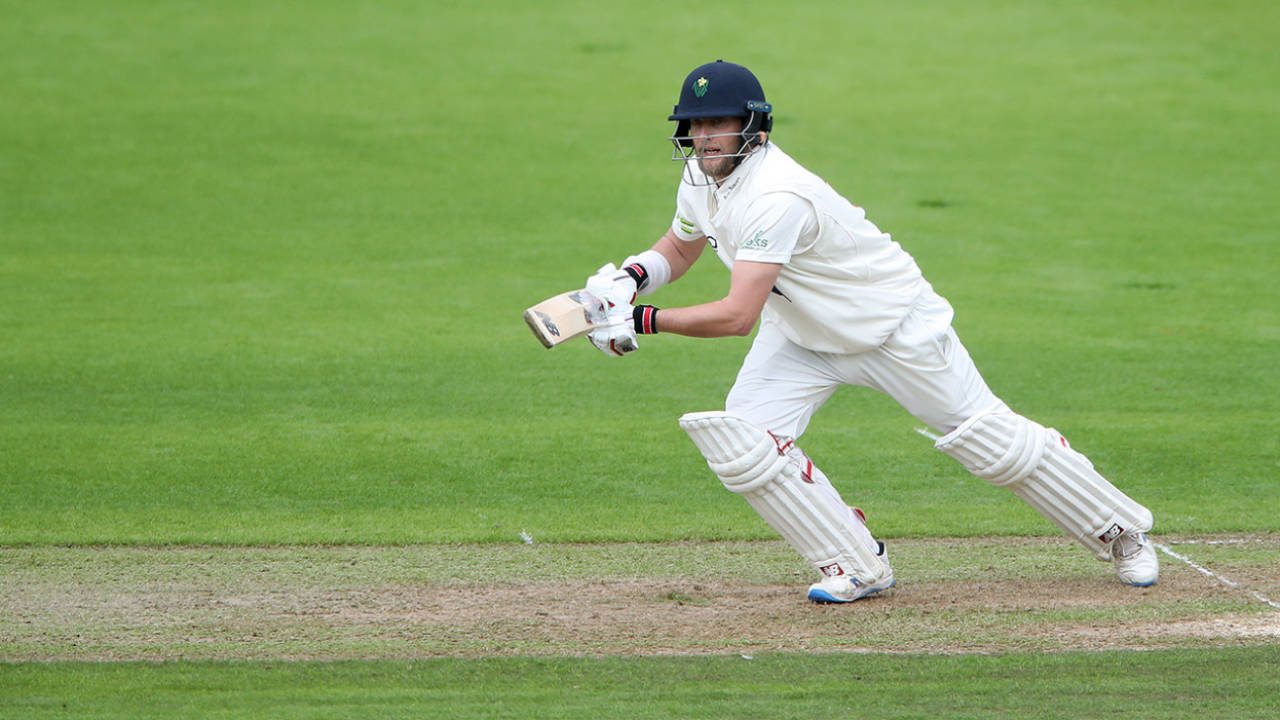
xmin=936 ymin=409 xmax=1154 ymax=560
xmin=680 ymin=412 xmax=791 ymax=495
xmin=679 ymin=411 xmax=886 ymax=584
xmin=933 ymin=410 xmax=1049 ymax=487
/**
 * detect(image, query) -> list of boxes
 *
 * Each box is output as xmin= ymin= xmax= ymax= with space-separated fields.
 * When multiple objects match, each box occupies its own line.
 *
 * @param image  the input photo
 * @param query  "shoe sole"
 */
xmin=1121 ymin=578 xmax=1158 ymax=587
xmin=807 ymin=580 xmax=896 ymax=604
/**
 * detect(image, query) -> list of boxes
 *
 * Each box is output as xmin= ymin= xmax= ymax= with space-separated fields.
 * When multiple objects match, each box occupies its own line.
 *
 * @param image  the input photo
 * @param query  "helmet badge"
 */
xmin=693 ymin=76 xmax=709 ymax=98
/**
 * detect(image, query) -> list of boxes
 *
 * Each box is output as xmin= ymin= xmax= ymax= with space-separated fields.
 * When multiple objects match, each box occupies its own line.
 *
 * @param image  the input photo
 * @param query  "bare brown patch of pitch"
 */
xmin=2 ymin=536 xmax=1277 ymax=660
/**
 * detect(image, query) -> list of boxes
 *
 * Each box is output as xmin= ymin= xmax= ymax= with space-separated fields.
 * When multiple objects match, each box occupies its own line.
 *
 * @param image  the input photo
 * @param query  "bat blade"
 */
xmin=523 ymin=290 xmax=602 ymax=348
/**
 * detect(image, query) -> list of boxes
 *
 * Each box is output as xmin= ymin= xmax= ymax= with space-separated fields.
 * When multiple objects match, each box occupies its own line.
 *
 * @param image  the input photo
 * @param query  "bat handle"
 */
xmin=577 ymin=289 xmax=609 ymax=325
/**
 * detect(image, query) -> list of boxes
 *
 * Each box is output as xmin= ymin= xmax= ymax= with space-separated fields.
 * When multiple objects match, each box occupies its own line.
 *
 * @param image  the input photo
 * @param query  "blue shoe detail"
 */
xmin=807 ymin=579 xmax=895 ymax=604
xmin=807 ymin=588 xmax=840 ymax=604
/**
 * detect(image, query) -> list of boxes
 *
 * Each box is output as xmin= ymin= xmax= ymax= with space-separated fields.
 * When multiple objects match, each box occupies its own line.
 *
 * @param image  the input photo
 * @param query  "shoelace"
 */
xmin=1113 ymin=533 xmax=1144 ymax=559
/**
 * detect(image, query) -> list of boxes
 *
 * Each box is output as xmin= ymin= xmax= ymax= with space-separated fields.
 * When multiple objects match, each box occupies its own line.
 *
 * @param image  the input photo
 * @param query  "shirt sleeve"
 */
xmin=734 ymin=191 xmax=818 ymax=263
xmin=670 ymin=181 xmax=703 ymax=241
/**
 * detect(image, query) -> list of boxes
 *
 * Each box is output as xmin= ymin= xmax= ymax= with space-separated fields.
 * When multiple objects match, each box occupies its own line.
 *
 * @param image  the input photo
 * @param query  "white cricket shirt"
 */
xmin=670 ymin=142 xmax=943 ymax=354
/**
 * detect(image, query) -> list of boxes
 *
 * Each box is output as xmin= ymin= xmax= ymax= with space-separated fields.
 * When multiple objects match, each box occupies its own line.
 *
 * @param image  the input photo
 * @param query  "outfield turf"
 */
xmin=4 ymin=648 xmax=1280 ymax=720
xmin=2 ymin=0 xmax=1278 ymax=716
xmin=2 ymin=0 xmax=1277 ymax=545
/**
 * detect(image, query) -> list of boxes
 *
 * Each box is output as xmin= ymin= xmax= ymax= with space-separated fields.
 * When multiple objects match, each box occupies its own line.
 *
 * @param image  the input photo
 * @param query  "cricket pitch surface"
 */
xmin=3 ymin=535 xmax=1278 ymax=660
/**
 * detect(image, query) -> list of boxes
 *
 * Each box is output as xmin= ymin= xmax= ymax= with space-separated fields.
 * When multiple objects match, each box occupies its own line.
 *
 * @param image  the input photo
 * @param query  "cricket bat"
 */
xmin=523 ymin=289 xmax=607 ymax=348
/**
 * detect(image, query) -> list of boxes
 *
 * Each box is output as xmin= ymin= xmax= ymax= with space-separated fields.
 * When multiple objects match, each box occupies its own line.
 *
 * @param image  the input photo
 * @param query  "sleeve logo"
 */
xmin=742 ymin=230 xmax=769 ymax=250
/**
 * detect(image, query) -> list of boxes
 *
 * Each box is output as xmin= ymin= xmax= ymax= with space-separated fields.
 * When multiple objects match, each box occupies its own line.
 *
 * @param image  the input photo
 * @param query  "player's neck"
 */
xmin=713 ymin=143 xmax=766 ymax=188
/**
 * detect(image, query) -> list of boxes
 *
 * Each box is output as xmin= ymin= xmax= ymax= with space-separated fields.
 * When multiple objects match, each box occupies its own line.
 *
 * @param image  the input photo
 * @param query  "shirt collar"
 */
xmin=713 ymin=142 xmax=769 ymax=201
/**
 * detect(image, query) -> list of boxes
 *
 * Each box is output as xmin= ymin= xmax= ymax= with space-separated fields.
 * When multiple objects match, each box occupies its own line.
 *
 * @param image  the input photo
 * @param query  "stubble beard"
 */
xmin=694 ymin=132 xmax=747 ymax=181
xmin=696 ymin=151 xmax=738 ymax=181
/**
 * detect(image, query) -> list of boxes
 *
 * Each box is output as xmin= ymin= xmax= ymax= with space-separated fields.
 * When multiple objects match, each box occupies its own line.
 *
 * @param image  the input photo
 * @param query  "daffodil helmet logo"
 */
xmin=693 ymin=77 xmax=709 ymax=98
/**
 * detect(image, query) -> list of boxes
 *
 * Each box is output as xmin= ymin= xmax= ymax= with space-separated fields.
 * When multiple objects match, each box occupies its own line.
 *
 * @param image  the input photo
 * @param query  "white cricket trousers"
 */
xmin=726 ymin=290 xmax=1007 ymax=440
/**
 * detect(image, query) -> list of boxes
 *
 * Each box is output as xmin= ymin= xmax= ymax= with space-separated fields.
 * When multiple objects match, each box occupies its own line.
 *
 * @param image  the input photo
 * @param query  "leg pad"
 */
xmin=679 ymin=411 xmax=887 ymax=584
xmin=936 ymin=410 xmax=1153 ymax=560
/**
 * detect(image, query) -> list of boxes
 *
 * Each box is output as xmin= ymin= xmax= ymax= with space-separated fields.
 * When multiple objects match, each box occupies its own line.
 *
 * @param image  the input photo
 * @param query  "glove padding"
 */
xmin=585 ymin=263 xmax=639 ymax=357
xmin=585 ymin=263 xmax=638 ymax=308
xmin=589 ymin=319 xmax=638 ymax=357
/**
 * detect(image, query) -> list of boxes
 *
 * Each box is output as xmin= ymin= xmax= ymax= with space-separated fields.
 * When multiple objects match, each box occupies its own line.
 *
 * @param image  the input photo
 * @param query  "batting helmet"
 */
xmin=669 ymin=60 xmax=773 ymax=148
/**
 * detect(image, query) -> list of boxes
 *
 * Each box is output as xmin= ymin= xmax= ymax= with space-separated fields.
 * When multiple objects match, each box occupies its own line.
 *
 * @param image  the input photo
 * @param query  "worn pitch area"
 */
xmin=3 ymin=535 xmax=1277 ymax=660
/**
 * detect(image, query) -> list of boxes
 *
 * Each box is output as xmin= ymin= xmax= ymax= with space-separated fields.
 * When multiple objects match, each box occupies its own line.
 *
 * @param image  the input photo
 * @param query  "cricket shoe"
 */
xmin=1112 ymin=531 xmax=1159 ymax=587
xmin=807 ymin=542 xmax=895 ymax=604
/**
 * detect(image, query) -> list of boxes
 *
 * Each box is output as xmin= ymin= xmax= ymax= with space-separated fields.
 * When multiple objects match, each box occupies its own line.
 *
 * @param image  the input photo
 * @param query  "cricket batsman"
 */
xmin=583 ymin=60 xmax=1159 ymax=603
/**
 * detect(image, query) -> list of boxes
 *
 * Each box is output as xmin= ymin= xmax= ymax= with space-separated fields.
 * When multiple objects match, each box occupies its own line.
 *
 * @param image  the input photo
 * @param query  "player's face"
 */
xmin=689 ymin=116 xmax=745 ymax=180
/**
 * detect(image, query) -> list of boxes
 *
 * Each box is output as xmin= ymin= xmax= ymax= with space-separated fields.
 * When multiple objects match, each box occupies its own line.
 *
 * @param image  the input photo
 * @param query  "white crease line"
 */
xmin=1154 ymin=542 xmax=1280 ymax=610
xmin=915 ymin=427 xmax=941 ymax=442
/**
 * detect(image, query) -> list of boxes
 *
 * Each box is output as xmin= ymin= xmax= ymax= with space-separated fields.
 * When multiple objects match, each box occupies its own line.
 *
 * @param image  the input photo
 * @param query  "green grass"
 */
xmin=3 ymin=0 xmax=1278 ymax=545
xmin=4 ymin=649 xmax=1279 ymax=719
xmin=2 ymin=0 xmax=1279 ymax=716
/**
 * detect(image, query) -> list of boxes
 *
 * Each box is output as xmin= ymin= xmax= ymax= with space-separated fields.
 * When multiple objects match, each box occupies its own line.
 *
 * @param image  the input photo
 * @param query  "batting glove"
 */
xmin=585 ymin=263 xmax=638 ymax=308
xmin=585 ymin=265 xmax=639 ymax=357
